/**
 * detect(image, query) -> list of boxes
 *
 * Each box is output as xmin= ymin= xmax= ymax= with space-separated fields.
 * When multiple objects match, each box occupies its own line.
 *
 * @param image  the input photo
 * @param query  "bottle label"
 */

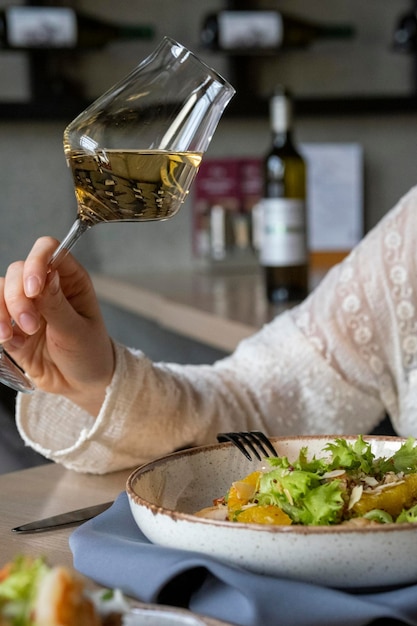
xmin=259 ymin=198 xmax=307 ymax=266
xmin=218 ymin=11 xmax=283 ymax=49
xmin=210 ymin=205 xmax=227 ymax=260
xmin=271 ymin=94 xmax=291 ymax=134
xmin=6 ymin=7 xmax=77 ymax=48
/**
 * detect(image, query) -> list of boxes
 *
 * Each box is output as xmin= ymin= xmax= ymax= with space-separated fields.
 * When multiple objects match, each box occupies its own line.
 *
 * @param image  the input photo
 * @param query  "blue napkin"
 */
xmin=70 ymin=492 xmax=417 ymax=626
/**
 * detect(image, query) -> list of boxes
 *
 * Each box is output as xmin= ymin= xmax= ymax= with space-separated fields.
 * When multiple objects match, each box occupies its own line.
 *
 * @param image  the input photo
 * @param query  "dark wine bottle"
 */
xmin=0 ymin=6 xmax=154 ymax=50
xmin=200 ymin=10 xmax=355 ymax=53
xmin=392 ymin=9 xmax=417 ymax=53
xmin=259 ymin=87 xmax=308 ymax=304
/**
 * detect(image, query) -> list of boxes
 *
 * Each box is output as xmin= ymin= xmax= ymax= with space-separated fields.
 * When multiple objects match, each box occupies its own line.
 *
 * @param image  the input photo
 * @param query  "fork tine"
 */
xmin=216 ymin=432 xmax=252 ymax=460
xmin=239 ymin=432 xmax=263 ymax=461
xmin=251 ymin=431 xmax=279 ymax=458
xmin=216 ymin=431 xmax=277 ymax=461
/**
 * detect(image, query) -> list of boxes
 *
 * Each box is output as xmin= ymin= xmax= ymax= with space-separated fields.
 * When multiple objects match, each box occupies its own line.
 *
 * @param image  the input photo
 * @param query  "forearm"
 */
xmin=16 ymin=313 xmax=385 ymax=474
xmin=16 ymin=341 xmax=245 ymax=473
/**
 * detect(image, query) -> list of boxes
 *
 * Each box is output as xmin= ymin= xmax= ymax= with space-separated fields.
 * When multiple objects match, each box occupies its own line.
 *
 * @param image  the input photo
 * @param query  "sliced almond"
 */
xmin=363 ymin=476 xmax=378 ymax=487
xmin=232 ymin=480 xmax=257 ymax=501
xmin=372 ymin=480 xmax=405 ymax=493
xmin=322 ymin=469 xmax=346 ymax=479
xmin=348 ymin=484 xmax=363 ymax=510
xmin=283 ymin=488 xmax=294 ymax=505
xmin=194 ymin=506 xmax=228 ymax=520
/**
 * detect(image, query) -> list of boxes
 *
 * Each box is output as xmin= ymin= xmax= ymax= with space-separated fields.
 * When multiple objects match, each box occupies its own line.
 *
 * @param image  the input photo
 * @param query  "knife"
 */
xmin=11 ymin=500 xmax=114 ymax=533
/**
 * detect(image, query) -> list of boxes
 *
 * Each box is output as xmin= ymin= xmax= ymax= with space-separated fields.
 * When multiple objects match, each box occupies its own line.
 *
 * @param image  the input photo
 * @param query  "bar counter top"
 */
xmin=91 ymin=268 xmax=326 ymax=353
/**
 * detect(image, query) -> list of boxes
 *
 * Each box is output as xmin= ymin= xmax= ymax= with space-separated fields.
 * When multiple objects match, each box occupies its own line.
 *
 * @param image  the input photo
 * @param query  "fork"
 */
xmin=216 ymin=430 xmax=278 ymax=461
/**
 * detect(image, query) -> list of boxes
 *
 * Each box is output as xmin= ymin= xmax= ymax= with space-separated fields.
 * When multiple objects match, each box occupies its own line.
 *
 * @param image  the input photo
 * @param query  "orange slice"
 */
xmin=227 ymin=471 xmax=262 ymax=512
xmin=234 ymin=504 xmax=292 ymax=525
xmin=353 ymin=473 xmax=417 ymax=518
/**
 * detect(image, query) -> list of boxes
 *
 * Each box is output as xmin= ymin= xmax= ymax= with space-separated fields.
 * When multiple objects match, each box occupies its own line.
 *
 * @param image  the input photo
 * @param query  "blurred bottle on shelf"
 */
xmin=200 ymin=10 xmax=355 ymax=53
xmin=0 ymin=6 xmax=154 ymax=51
xmin=192 ymin=158 xmax=261 ymax=269
xmin=392 ymin=8 xmax=417 ymax=53
xmin=210 ymin=205 xmax=235 ymax=261
xmin=258 ymin=86 xmax=309 ymax=304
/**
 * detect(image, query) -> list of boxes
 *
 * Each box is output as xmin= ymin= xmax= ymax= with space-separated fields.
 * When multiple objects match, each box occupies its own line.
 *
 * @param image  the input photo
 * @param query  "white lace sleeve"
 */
xmin=291 ymin=184 xmax=417 ymax=436
xmin=15 ymin=186 xmax=417 ymax=473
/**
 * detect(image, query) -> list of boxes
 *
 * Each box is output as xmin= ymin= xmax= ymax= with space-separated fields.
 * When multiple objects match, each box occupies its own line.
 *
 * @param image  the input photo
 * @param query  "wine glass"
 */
xmin=0 ymin=36 xmax=235 ymax=393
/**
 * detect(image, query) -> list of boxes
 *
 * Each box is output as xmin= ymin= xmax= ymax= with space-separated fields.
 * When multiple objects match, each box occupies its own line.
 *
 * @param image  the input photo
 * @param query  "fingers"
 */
xmin=1 ymin=261 xmax=41 ymax=339
xmin=0 ymin=277 xmax=13 ymax=341
xmin=1 ymin=234 xmax=98 ymax=343
xmin=31 ymin=252 xmax=98 ymax=342
xmin=22 ymin=236 xmax=60 ymax=298
xmin=0 ymin=236 xmax=111 ymax=401
xmin=0 ymin=237 xmax=59 ymax=342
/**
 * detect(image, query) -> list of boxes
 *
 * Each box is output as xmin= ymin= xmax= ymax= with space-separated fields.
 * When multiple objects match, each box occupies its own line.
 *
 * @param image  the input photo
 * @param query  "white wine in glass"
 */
xmin=0 ymin=36 xmax=235 ymax=392
xmin=68 ymin=149 xmax=203 ymax=224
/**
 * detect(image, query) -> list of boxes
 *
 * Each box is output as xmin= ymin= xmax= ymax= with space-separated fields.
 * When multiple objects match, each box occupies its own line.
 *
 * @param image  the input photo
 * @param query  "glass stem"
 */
xmin=48 ymin=219 xmax=91 ymax=271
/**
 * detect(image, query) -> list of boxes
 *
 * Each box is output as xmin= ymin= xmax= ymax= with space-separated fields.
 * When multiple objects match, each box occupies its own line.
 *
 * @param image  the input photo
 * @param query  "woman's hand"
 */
xmin=0 ymin=237 xmax=115 ymax=416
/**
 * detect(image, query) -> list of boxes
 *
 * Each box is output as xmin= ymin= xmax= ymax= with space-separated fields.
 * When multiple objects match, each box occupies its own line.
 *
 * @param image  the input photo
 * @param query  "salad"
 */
xmin=0 ymin=555 xmax=129 ymax=626
xmin=196 ymin=436 xmax=417 ymax=526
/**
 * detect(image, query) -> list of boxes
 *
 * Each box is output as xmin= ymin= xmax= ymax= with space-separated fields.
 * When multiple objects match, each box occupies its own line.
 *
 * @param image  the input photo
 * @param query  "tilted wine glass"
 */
xmin=0 ymin=36 xmax=235 ymax=393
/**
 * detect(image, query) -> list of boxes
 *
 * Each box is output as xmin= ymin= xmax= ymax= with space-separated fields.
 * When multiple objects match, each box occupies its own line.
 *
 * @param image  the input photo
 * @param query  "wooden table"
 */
xmin=0 ymin=463 xmax=230 ymax=625
xmin=0 ymin=462 xmax=131 ymax=567
xmin=91 ymin=268 xmax=329 ymax=353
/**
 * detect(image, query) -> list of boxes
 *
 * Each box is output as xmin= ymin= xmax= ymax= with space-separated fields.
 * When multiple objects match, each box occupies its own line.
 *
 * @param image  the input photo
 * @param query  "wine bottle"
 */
xmin=392 ymin=9 xmax=417 ymax=54
xmin=0 ymin=6 xmax=154 ymax=51
xmin=259 ymin=87 xmax=308 ymax=304
xmin=200 ymin=10 xmax=355 ymax=52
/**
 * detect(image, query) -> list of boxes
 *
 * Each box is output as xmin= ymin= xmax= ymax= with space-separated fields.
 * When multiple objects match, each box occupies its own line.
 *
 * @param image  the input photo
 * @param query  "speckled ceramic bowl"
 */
xmin=126 ymin=435 xmax=417 ymax=589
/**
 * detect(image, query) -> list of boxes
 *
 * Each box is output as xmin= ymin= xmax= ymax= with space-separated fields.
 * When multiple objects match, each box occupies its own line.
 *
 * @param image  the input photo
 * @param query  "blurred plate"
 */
xmin=123 ymin=603 xmax=231 ymax=625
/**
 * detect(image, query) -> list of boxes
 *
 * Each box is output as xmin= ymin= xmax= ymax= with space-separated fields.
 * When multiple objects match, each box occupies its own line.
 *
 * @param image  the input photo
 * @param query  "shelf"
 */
xmin=2 ymin=94 xmax=417 ymax=122
xmin=226 ymin=94 xmax=417 ymax=118
xmin=0 ymin=99 xmax=91 ymax=122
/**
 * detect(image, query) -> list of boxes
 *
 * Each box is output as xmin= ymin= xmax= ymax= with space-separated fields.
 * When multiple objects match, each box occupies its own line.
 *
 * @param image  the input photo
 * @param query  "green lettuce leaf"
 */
xmin=266 ymin=447 xmax=328 ymax=474
xmin=324 ymin=435 xmax=375 ymax=474
xmin=0 ymin=556 xmax=48 ymax=626
xmin=363 ymin=509 xmax=393 ymax=524
xmin=396 ymin=503 xmax=417 ymax=523
xmin=257 ymin=466 xmax=344 ymax=525
xmin=292 ymin=481 xmax=345 ymax=525
xmin=377 ymin=437 xmax=417 ymax=475
xmin=259 ymin=467 xmax=321 ymax=502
